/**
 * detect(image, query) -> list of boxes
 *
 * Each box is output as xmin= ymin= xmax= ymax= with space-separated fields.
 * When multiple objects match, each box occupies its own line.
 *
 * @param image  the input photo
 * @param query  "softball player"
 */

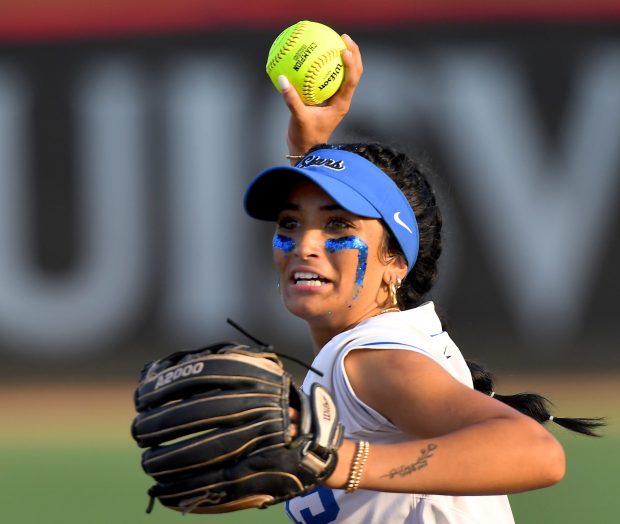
xmin=246 ymin=143 xmax=543 ymax=523
xmin=244 ymin=35 xmax=601 ymax=524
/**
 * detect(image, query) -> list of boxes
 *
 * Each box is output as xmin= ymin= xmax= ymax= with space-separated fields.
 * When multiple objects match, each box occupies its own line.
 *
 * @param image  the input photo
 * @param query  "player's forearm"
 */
xmin=326 ymin=416 xmax=565 ymax=495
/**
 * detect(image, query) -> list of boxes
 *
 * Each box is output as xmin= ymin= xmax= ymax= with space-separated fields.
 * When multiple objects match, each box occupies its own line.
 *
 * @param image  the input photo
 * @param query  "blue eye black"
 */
xmin=273 ymin=234 xmax=295 ymax=253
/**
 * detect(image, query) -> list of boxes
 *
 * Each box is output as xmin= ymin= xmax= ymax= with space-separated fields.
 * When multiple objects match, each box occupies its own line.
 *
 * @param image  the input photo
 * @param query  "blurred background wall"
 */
xmin=1 ymin=0 xmax=619 ymax=380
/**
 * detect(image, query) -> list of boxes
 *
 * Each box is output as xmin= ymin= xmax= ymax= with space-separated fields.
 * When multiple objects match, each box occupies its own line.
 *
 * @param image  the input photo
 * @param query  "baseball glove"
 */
xmin=131 ymin=342 xmax=343 ymax=514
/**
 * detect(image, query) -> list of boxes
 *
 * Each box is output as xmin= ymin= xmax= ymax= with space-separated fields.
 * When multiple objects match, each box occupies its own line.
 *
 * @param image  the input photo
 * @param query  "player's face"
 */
xmin=273 ymin=180 xmax=405 ymax=333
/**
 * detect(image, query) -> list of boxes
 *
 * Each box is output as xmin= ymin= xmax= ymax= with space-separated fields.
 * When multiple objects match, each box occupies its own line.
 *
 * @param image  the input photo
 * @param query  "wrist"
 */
xmin=286 ymin=144 xmax=310 ymax=159
xmin=344 ymin=440 xmax=370 ymax=493
xmin=324 ymin=438 xmax=357 ymax=489
xmin=287 ymin=136 xmax=326 ymax=160
xmin=286 ymin=145 xmax=308 ymax=165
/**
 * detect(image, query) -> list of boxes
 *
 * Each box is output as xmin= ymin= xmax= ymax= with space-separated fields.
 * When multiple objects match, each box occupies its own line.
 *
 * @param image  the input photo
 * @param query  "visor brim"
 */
xmin=244 ymin=166 xmax=381 ymax=220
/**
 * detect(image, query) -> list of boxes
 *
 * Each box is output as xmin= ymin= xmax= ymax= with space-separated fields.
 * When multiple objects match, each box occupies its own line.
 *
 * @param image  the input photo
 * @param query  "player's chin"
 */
xmin=282 ymin=291 xmax=333 ymax=319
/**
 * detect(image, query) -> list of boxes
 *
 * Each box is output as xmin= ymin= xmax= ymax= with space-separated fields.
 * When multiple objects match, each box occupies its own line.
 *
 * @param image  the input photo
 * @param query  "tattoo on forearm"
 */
xmin=382 ymin=443 xmax=438 ymax=479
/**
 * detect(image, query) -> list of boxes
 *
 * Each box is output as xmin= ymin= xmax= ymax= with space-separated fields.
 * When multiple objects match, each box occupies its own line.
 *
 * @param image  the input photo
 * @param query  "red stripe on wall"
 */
xmin=1 ymin=0 xmax=619 ymax=42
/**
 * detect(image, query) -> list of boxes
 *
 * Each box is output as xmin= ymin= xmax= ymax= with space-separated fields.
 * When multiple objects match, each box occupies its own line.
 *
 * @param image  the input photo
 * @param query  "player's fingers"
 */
xmin=341 ymin=33 xmax=363 ymax=76
xmin=328 ymin=34 xmax=363 ymax=111
xmin=342 ymin=35 xmax=363 ymax=81
xmin=278 ymin=75 xmax=306 ymax=114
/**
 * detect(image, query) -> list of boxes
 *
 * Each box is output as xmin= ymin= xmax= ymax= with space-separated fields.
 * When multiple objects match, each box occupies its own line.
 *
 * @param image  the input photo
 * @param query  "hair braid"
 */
xmin=468 ymin=360 xmax=606 ymax=437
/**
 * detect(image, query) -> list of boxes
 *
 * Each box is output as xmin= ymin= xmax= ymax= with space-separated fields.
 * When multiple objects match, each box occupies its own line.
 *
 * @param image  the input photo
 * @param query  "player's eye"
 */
xmin=327 ymin=217 xmax=355 ymax=231
xmin=277 ymin=216 xmax=299 ymax=230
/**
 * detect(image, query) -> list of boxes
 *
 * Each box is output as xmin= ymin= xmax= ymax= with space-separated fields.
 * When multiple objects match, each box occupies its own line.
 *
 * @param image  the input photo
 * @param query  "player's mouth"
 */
xmin=292 ymin=271 xmax=332 ymax=287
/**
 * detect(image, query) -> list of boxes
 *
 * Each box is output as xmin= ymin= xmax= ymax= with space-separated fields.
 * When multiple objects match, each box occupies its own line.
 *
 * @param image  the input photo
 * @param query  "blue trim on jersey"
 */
xmin=356 ymin=340 xmax=435 ymax=358
xmin=360 ymin=341 xmax=419 ymax=347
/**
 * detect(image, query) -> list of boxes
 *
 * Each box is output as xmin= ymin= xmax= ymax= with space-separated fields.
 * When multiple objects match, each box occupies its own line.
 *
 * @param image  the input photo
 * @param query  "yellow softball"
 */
xmin=266 ymin=20 xmax=346 ymax=105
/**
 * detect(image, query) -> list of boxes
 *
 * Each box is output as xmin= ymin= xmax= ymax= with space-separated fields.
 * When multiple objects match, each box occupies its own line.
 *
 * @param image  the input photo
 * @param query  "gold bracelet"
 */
xmin=285 ymin=154 xmax=305 ymax=160
xmin=345 ymin=440 xmax=369 ymax=493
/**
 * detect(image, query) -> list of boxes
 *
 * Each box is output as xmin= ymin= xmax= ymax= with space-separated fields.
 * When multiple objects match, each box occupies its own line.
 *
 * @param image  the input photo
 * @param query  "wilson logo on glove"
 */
xmin=155 ymin=362 xmax=204 ymax=389
xmin=322 ymin=397 xmax=332 ymax=421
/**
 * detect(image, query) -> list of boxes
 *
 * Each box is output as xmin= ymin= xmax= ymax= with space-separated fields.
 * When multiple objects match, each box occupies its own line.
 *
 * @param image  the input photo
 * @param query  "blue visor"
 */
xmin=244 ymin=148 xmax=419 ymax=272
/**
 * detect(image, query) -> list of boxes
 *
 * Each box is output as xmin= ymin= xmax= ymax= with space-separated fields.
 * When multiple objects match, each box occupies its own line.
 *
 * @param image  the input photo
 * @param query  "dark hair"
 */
xmin=309 ymin=142 xmax=606 ymax=437
xmin=467 ymin=361 xmax=606 ymax=436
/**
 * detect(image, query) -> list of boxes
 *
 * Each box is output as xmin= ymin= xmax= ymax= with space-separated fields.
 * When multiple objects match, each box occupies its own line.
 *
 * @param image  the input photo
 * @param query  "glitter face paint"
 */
xmin=272 ymin=234 xmax=296 ymax=254
xmin=325 ymin=236 xmax=368 ymax=302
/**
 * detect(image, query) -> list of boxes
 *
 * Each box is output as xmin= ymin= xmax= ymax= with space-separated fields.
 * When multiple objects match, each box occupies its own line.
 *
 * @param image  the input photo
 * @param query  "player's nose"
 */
xmin=294 ymin=229 xmax=323 ymax=260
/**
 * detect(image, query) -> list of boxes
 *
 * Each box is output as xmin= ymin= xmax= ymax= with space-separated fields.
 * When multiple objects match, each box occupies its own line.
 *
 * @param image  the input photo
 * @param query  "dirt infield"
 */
xmin=0 ymin=373 xmax=617 ymax=444
xmin=0 ymin=381 xmax=137 ymax=444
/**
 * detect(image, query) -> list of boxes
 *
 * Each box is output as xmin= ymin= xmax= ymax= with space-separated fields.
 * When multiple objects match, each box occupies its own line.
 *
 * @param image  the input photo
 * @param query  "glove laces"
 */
xmin=226 ymin=318 xmax=324 ymax=377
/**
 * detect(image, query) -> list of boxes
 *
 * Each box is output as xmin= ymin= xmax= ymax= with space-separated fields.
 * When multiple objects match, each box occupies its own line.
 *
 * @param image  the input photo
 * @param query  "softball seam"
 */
xmin=266 ymin=21 xmax=309 ymax=75
xmin=303 ymin=48 xmax=343 ymax=104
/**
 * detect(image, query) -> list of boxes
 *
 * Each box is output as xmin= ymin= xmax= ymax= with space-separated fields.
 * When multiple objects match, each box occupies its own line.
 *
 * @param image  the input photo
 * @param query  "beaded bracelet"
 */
xmin=345 ymin=440 xmax=370 ymax=493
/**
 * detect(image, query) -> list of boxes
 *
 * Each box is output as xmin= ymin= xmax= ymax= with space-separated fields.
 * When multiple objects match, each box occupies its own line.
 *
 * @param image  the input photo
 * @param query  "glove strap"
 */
xmin=309 ymin=384 xmax=342 ymax=453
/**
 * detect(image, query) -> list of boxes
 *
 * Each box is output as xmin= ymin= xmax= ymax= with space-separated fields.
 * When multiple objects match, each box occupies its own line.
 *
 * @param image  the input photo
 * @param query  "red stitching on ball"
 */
xmin=303 ymin=48 xmax=342 ymax=104
xmin=266 ymin=21 xmax=309 ymax=74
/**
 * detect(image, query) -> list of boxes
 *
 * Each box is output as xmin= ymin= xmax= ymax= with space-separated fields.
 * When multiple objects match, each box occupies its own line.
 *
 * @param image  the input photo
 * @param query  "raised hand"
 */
xmin=278 ymin=34 xmax=364 ymax=163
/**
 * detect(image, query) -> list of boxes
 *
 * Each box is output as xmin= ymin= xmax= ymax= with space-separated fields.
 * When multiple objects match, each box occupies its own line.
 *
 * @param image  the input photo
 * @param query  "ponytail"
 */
xmin=467 ymin=360 xmax=606 ymax=437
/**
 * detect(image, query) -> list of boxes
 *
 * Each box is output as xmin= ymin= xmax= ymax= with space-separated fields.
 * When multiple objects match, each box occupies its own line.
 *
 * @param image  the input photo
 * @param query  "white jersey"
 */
xmin=285 ymin=302 xmax=515 ymax=524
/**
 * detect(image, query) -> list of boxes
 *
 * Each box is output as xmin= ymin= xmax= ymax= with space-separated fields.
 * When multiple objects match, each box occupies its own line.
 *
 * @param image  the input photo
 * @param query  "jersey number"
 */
xmin=285 ymin=487 xmax=340 ymax=524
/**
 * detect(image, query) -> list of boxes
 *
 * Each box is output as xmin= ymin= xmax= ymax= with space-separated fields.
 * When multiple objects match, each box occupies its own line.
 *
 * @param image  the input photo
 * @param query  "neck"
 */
xmin=307 ymin=305 xmax=400 ymax=352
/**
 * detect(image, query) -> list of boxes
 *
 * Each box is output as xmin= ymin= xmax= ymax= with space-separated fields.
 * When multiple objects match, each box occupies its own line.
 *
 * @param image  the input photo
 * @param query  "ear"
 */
xmin=382 ymin=255 xmax=407 ymax=286
xmin=390 ymin=254 xmax=408 ymax=283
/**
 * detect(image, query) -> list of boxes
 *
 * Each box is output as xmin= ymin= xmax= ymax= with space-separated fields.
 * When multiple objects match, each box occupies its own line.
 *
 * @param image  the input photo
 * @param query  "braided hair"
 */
xmin=308 ymin=142 xmax=605 ymax=437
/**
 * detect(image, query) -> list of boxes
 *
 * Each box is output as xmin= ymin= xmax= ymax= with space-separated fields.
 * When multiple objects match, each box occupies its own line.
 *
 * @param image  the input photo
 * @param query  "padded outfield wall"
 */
xmin=0 ymin=1 xmax=619 ymax=377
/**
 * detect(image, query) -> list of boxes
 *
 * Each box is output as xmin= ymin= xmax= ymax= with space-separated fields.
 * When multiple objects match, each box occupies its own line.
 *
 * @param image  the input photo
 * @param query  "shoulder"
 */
xmin=343 ymin=345 xmax=483 ymax=437
xmin=341 ymin=306 xmax=482 ymax=436
xmin=340 ymin=303 xmax=453 ymax=368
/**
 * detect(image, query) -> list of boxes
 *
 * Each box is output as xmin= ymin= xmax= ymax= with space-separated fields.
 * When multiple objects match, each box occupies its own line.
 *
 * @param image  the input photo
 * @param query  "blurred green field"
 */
xmin=0 ymin=378 xmax=617 ymax=523
xmin=0 ymin=435 xmax=618 ymax=524
xmin=0 ymin=445 xmax=289 ymax=524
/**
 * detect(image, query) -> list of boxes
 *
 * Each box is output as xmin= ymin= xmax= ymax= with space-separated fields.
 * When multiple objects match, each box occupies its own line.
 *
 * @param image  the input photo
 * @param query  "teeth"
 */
xmin=293 ymin=271 xmax=326 ymax=287
xmin=294 ymin=280 xmax=323 ymax=287
xmin=294 ymin=272 xmax=320 ymax=280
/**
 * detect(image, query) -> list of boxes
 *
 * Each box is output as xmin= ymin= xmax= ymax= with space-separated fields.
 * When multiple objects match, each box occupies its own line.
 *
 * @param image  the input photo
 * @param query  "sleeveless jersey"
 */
xmin=285 ymin=302 xmax=515 ymax=524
